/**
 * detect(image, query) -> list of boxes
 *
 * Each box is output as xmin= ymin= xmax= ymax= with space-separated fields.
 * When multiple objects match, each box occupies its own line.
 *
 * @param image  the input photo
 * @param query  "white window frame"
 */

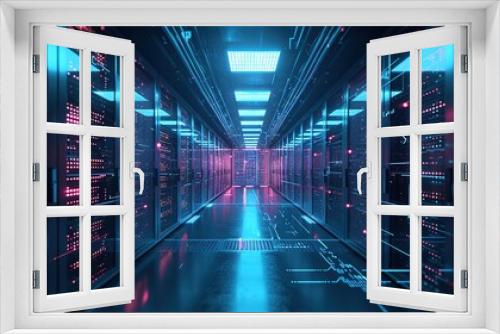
xmin=32 ymin=26 xmax=136 ymax=312
xmin=0 ymin=1 xmax=498 ymax=333
xmin=366 ymin=26 xmax=468 ymax=312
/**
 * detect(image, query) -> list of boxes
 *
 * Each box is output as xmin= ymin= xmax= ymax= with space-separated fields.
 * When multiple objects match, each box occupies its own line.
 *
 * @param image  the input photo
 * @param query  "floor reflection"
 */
xmin=92 ymin=187 xmax=407 ymax=312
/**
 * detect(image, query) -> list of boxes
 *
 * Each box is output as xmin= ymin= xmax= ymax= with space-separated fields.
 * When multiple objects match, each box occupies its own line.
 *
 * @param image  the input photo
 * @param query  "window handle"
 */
xmin=130 ymin=163 xmax=145 ymax=195
xmin=356 ymin=163 xmax=371 ymax=195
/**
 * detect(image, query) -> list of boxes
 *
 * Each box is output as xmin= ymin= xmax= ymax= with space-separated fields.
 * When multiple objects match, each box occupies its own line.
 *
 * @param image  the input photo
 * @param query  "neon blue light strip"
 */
xmin=301 ymin=215 xmax=316 ymax=225
xmin=241 ymin=120 xmax=264 ymax=126
xmin=329 ymin=108 xmax=364 ymax=117
xmin=242 ymin=128 xmax=262 ymax=132
xmin=235 ymin=90 xmax=271 ymax=102
xmin=94 ymin=91 xmax=147 ymax=102
xmin=186 ymin=215 xmax=200 ymax=224
xmin=238 ymin=109 xmax=267 ymax=117
xmin=136 ymin=108 xmax=170 ymax=118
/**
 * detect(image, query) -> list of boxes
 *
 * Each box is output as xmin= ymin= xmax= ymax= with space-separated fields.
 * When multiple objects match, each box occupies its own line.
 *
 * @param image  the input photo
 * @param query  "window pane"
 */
xmin=91 ymin=137 xmax=120 ymax=205
xmin=91 ymin=52 xmax=120 ymax=127
xmin=381 ymin=215 xmax=410 ymax=289
xmin=421 ymin=133 xmax=454 ymax=206
xmin=47 ymin=45 xmax=80 ymax=124
xmin=47 ymin=134 xmax=80 ymax=206
xmin=381 ymin=136 xmax=410 ymax=205
xmin=421 ymin=45 xmax=454 ymax=124
xmin=91 ymin=216 xmax=120 ymax=289
xmin=421 ymin=216 xmax=454 ymax=294
xmin=47 ymin=217 xmax=80 ymax=295
xmin=380 ymin=52 xmax=410 ymax=127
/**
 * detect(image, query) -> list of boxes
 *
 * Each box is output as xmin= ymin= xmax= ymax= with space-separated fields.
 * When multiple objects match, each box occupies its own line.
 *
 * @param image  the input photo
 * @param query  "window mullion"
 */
xmin=409 ymin=48 xmax=420 ymax=293
xmin=81 ymin=48 xmax=92 ymax=293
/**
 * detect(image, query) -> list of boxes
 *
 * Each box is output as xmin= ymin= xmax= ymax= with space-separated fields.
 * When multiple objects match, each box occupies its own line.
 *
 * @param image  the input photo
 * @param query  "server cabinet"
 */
xmin=346 ymin=73 xmax=367 ymax=253
xmin=257 ymin=149 xmax=270 ymax=187
xmin=134 ymin=62 xmax=156 ymax=252
xmin=156 ymin=83 xmax=178 ymax=236
xmin=293 ymin=126 xmax=303 ymax=206
xmin=311 ymin=105 xmax=326 ymax=223
xmin=178 ymin=106 xmax=193 ymax=220
xmin=192 ymin=116 xmax=203 ymax=211
xmin=207 ymin=131 xmax=214 ymax=199
xmin=201 ymin=125 xmax=209 ymax=204
xmin=325 ymin=90 xmax=349 ymax=238
xmin=302 ymin=116 xmax=313 ymax=214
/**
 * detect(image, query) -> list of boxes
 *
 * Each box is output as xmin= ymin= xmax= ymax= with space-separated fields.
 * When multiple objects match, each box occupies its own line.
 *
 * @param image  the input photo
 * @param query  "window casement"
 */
xmin=362 ymin=26 xmax=468 ymax=312
xmin=32 ymin=26 xmax=140 ymax=312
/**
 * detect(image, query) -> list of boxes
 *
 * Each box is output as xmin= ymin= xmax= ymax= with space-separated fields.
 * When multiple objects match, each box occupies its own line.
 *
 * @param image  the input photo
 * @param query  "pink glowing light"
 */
xmin=141 ymin=290 xmax=149 ymax=304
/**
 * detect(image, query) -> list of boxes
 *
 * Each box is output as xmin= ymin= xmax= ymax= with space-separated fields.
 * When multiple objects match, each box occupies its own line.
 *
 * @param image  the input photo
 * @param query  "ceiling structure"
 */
xmin=94 ymin=26 xmax=426 ymax=148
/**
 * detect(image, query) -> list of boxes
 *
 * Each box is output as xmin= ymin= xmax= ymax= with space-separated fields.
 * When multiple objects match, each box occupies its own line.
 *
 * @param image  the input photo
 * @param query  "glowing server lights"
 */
xmin=234 ymin=90 xmax=271 ymax=102
xmin=227 ymin=51 xmax=281 ymax=72
xmin=238 ymin=109 xmax=267 ymax=117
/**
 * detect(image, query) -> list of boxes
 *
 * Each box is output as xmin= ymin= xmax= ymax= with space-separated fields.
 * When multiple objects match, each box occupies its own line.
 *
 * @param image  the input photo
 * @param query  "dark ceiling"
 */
xmin=82 ymin=26 xmax=429 ymax=148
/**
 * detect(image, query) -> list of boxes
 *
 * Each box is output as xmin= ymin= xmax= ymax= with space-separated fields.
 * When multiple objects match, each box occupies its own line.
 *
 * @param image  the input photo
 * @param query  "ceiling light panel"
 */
xmin=228 ymin=51 xmax=280 ymax=72
xmin=234 ymin=90 xmax=270 ymax=102
xmin=242 ymin=128 xmax=262 ymax=132
xmin=241 ymin=120 xmax=264 ymax=126
xmin=238 ymin=109 xmax=267 ymax=117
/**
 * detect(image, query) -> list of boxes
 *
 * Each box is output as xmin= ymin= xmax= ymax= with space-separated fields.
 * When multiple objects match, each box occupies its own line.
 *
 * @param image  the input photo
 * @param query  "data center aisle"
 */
xmin=97 ymin=187 xmax=398 ymax=312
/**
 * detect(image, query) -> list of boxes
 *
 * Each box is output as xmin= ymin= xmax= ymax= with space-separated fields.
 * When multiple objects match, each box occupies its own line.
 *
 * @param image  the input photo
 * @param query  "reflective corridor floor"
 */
xmin=96 ymin=187 xmax=404 ymax=312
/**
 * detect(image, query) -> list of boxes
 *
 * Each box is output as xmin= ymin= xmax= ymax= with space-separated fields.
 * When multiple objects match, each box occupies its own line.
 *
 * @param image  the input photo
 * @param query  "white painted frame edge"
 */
xmin=0 ymin=2 xmax=496 ymax=334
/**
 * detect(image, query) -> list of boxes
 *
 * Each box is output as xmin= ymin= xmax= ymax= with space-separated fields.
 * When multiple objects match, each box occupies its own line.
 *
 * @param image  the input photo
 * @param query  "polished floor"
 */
xmin=95 ymin=187 xmax=406 ymax=312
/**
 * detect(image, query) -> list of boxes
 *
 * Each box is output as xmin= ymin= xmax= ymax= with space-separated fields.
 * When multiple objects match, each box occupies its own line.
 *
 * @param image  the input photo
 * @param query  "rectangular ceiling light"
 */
xmin=228 ymin=51 xmax=280 ymax=72
xmin=94 ymin=91 xmax=147 ymax=102
xmin=235 ymin=90 xmax=270 ymax=102
xmin=241 ymin=120 xmax=263 ymax=126
xmin=243 ymin=134 xmax=260 ymax=137
xmin=242 ymin=128 xmax=262 ymax=132
xmin=238 ymin=109 xmax=267 ymax=117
